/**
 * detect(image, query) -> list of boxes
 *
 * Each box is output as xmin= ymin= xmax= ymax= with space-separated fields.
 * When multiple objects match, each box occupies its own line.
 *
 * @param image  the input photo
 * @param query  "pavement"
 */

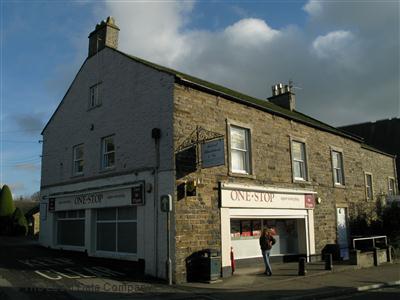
xmin=0 ymin=236 xmax=399 ymax=299
xmin=176 ymin=260 xmax=400 ymax=299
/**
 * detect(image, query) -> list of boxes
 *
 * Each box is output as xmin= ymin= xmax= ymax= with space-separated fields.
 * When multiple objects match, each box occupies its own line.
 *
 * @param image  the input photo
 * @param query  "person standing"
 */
xmin=259 ymin=228 xmax=276 ymax=276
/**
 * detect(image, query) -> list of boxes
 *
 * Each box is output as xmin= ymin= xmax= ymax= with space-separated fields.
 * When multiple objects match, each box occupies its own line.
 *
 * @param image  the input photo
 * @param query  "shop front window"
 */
xmin=57 ymin=210 xmax=85 ymax=247
xmin=96 ymin=206 xmax=137 ymax=254
xmin=230 ymin=219 xmax=299 ymax=255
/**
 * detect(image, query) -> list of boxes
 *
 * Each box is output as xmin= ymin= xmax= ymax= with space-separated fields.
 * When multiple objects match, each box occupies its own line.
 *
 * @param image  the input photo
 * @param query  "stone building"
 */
xmin=339 ymin=118 xmax=400 ymax=193
xmin=39 ymin=18 xmax=397 ymax=283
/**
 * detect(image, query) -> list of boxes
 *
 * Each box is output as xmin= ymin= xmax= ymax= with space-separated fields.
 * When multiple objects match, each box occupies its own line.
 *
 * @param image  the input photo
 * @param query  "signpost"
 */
xmin=160 ymin=194 xmax=172 ymax=285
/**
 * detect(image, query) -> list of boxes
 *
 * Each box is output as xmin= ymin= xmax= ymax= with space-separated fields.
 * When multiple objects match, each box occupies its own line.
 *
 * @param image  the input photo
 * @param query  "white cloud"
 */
xmin=14 ymin=163 xmax=40 ymax=172
xmin=105 ymin=1 xmax=194 ymax=66
xmin=311 ymin=30 xmax=361 ymax=69
xmin=312 ymin=31 xmax=354 ymax=58
xmin=303 ymin=0 xmax=322 ymax=16
xmin=224 ymin=18 xmax=279 ymax=47
xmin=99 ymin=1 xmax=398 ymax=126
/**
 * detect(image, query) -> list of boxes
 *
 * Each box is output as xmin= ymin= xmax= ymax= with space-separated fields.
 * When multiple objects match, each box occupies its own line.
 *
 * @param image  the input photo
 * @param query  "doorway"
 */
xmin=336 ymin=207 xmax=349 ymax=260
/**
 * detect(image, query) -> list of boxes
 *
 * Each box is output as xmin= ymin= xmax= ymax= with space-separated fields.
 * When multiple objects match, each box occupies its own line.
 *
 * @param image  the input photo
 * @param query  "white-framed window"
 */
xmin=73 ymin=144 xmax=84 ymax=175
xmin=291 ymin=140 xmax=308 ymax=181
xmin=57 ymin=210 xmax=85 ymax=247
xmin=388 ymin=177 xmax=396 ymax=196
xmin=101 ymin=135 xmax=115 ymax=169
xmin=89 ymin=83 xmax=101 ymax=108
xmin=331 ymin=150 xmax=345 ymax=186
xmin=365 ymin=172 xmax=373 ymax=200
xmin=96 ymin=206 xmax=137 ymax=254
xmin=229 ymin=125 xmax=251 ymax=174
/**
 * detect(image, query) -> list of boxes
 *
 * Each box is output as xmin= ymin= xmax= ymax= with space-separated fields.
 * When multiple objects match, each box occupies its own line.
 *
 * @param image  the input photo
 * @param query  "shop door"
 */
xmin=336 ymin=208 xmax=349 ymax=260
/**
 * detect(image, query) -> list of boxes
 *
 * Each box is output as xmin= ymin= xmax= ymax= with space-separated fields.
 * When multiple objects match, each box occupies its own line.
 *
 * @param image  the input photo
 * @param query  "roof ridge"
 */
xmin=109 ymin=46 xmax=365 ymax=142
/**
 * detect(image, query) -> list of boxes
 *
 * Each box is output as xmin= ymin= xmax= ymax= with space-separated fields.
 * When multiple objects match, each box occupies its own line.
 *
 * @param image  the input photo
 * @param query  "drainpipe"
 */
xmin=152 ymin=128 xmax=161 ymax=278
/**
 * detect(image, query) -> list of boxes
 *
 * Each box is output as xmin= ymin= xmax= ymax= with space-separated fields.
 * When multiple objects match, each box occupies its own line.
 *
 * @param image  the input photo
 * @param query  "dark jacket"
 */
xmin=260 ymin=235 xmax=276 ymax=251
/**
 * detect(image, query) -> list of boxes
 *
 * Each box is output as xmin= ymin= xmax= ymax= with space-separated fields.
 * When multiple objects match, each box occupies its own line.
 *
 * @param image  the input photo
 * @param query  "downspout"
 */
xmin=394 ymin=155 xmax=398 ymax=193
xmin=152 ymin=128 xmax=161 ymax=277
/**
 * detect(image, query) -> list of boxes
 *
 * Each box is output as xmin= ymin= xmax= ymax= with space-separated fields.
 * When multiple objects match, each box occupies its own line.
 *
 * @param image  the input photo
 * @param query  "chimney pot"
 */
xmin=268 ymin=82 xmax=296 ymax=111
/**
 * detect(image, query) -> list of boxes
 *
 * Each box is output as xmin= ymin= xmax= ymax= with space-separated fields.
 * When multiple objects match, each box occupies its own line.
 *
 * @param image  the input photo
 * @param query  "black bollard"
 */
xmin=325 ymin=253 xmax=333 ymax=271
xmin=298 ymin=257 xmax=306 ymax=276
xmin=373 ymin=248 xmax=379 ymax=266
xmin=387 ymin=246 xmax=393 ymax=263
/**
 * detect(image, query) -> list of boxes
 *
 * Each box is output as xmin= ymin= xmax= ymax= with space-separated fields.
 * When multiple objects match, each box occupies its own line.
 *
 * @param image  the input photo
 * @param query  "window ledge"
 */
xmin=228 ymin=171 xmax=256 ymax=179
xmin=334 ymin=184 xmax=346 ymax=189
xmin=99 ymin=166 xmax=116 ymax=174
xmin=71 ymin=173 xmax=84 ymax=179
xmin=293 ymin=179 xmax=312 ymax=185
xmin=87 ymin=104 xmax=102 ymax=112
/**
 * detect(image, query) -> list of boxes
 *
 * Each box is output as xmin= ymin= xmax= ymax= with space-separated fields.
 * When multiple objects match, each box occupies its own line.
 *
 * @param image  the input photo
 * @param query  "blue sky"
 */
xmin=1 ymin=0 xmax=399 ymax=197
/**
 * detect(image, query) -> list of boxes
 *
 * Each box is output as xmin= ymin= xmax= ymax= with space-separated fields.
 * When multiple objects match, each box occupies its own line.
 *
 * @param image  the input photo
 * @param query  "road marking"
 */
xmin=34 ymin=270 xmax=62 ymax=280
xmin=91 ymin=266 xmax=125 ymax=276
xmin=34 ymin=266 xmax=125 ymax=280
xmin=64 ymin=267 xmax=96 ymax=278
xmin=18 ymin=257 xmax=74 ymax=267
xmin=52 ymin=269 xmax=81 ymax=279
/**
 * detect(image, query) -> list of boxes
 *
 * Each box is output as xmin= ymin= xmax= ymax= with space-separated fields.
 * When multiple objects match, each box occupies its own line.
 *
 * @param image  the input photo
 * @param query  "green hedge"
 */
xmin=0 ymin=185 xmax=15 ymax=217
xmin=0 ymin=185 xmax=27 ymax=236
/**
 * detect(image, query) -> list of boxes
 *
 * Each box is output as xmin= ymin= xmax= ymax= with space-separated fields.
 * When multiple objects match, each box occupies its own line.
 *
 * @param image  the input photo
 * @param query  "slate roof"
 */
xmin=42 ymin=46 xmax=394 ymax=157
xmin=113 ymin=47 xmax=362 ymax=142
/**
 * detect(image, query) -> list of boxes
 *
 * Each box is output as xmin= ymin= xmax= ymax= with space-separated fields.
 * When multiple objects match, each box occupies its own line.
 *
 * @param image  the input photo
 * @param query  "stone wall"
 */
xmin=172 ymin=83 xmax=396 ymax=282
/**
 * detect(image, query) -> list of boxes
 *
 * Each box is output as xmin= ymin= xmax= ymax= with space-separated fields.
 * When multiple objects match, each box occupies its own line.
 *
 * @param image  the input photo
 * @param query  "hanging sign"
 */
xmin=131 ymin=185 xmax=144 ymax=205
xmin=305 ymin=194 xmax=315 ymax=209
xmin=201 ymin=139 xmax=225 ymax=168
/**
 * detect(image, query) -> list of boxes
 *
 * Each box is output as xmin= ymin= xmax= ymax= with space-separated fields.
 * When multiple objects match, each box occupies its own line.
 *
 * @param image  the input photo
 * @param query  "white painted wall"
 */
xmin=40 ymin=48 xmax=175 ymax=279
xmin=41 ymin=48 xmax=174 ymax=187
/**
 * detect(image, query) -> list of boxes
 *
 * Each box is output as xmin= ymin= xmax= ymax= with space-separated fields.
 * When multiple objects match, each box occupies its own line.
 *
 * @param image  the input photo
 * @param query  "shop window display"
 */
xmin=230 ymin=218 xmax=299 ymax=255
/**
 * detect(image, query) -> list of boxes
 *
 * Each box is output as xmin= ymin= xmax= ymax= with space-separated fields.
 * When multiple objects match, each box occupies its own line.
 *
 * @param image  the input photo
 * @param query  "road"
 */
xmin=0 ymin=237 xmax=399 ymax=300
xmin=325 ymin=286 xmax=400 ymax=299
xmin=0 ymin=237 xmax=169 ymax=300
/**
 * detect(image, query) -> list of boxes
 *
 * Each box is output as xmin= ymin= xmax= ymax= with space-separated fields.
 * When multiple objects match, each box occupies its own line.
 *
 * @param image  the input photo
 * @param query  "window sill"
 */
xmin=99 ymin=166 xmax=116 ymax=173
xmin=228 ymin=171 xmax=256 ymax=179
xmin=87 ymin=104 xmax=102 ymax=112
xmin=293 ymin=178 xmax=312 ymax=184
xmin=71 ymin=173 xmax=84 ymax=179
xmin=333 ymin=183 xmax=346 ymax=189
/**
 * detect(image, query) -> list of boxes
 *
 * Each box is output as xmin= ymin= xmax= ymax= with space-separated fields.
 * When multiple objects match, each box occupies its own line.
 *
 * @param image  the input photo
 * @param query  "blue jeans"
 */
xmin=262 ymin=250 xmax=272 ymax=274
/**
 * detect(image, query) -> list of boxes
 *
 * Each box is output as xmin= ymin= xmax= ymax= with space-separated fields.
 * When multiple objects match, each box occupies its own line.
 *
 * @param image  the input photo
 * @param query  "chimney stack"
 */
xmin=268 ymin=83 xmax=296 ymax=111
xmin=88 ymin=16 xmax=120 ymax=57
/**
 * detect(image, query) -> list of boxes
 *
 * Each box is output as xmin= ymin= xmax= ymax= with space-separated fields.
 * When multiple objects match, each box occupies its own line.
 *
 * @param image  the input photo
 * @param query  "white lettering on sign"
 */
xmin=53 ymin=187 xmax=137 ymax=211
xmin=221 ymin=186 xmax=314 ymax=209
xmin=74 ymin=193 xmax=103 ymax=206
xmin=230 ymin=190 xmax=274 ymax=203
